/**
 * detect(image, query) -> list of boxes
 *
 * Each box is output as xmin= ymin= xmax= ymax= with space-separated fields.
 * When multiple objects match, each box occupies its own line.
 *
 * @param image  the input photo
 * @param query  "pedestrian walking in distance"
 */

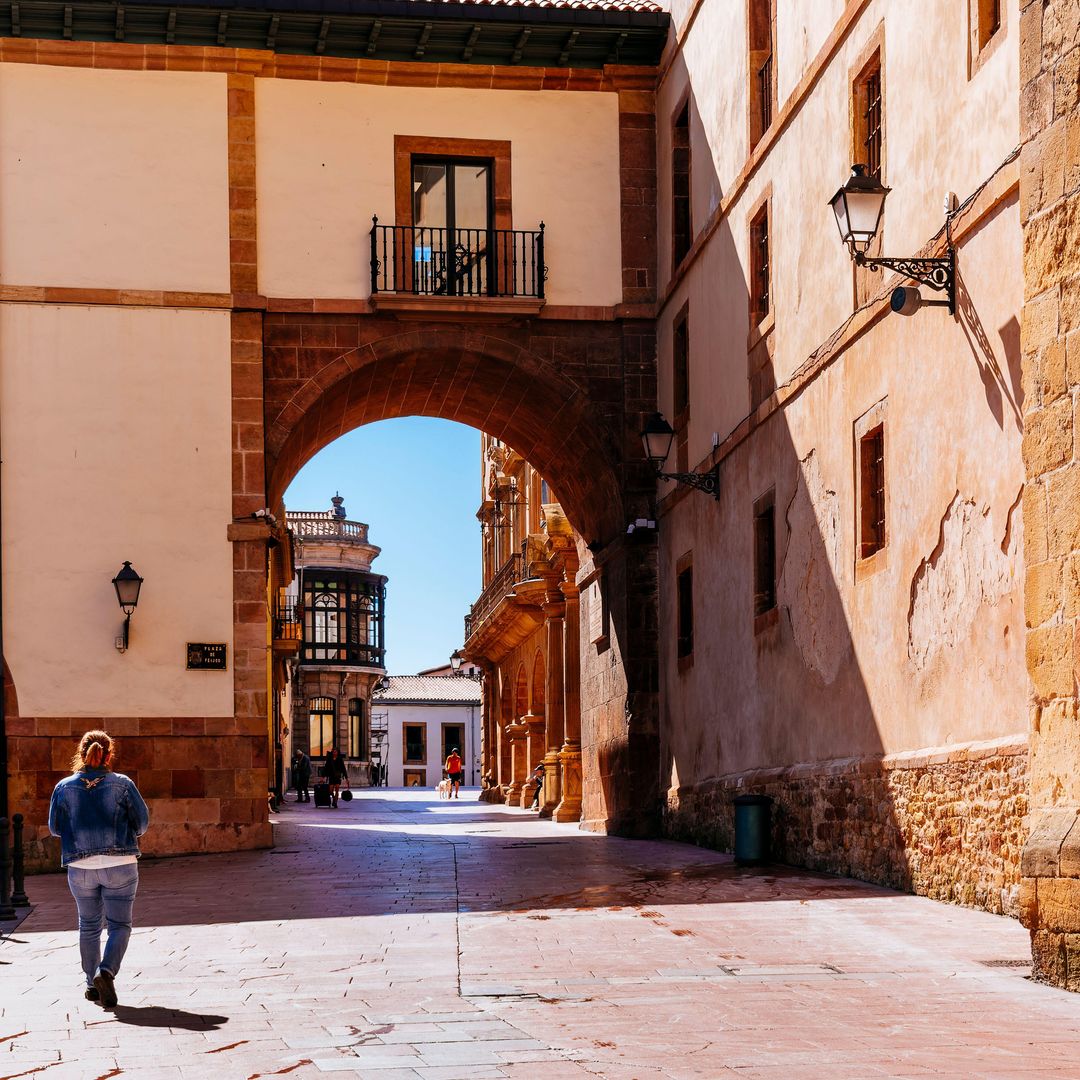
xmin=324 ymin=746 xmax=350 ymax=807
xmin=293 ymin=748 xmax=312 ymax=803
xmin=47 ymin=730 xmax=150 ymax=1009
xmin=445 ymin=747 xmax=464 ymax=798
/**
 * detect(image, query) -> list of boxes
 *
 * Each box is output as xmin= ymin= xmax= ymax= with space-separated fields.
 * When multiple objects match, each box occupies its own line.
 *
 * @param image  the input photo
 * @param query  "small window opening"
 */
xmin=978 ymin=0 xmax=1001 ymax=50
xmin=854 ymin=54 xmax=883 ymax=180
xmin=677 ymin=562 xmax=694 ymax=658
xmin=750 ymin=204 xmax=770 ymax=324
xmin=859 ymin=425 xmax=886 ymax=558
xmin=753 ymin=499 xmax=776 ymax=616
xmin=672 ymin=102 xmax=692 ymax=268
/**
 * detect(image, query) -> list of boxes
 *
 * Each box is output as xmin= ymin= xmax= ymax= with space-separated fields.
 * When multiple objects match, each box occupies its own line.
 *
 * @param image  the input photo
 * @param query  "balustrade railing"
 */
xmin=286 ymin=512 xmax=369 ymax=543
xmin=464 ymin=550 xmax=524 ymax=640
xmin=370 ymin=218 xmax=545 ymax=299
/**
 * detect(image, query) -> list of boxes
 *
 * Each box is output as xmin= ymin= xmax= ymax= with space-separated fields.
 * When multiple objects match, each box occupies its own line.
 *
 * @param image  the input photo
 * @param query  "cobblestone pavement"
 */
xmin=3 ymin=789 xmax=1080 ymax=1079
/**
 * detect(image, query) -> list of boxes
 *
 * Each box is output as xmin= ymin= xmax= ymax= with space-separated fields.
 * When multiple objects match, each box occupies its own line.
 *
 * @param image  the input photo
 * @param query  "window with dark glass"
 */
xmin=854 ymin=54 xmax=883 ymax=180
xmin=748 ymin=0 xmax=775 ymax=148
xmin=412 ymin=157 xmax=493 ymax=296
xmin=348 ymin=698 xmax=366 ymax=759
xmin=300 ymin=569 xmax=385 ymax=667
xmin=677 ymin=562 xmax=694 ymax=659
xmin=754 ymin=497 xmax=776 ymax=616
xmin=859 ymin=425 xmax=886 ymax=559
xmin=404 ymin=723 xmax=427 ymax=765
xmin=977 ymin=0 xmax=1001 ymax=50
xmin=672 ymin=102 xmax=692 ymax=268
xmin=750 ymin=203 xmax=770 ymax=323
xmin=309 ymin=697 xmax=335 ymax=758
xmin=673 ymin=306 xmax=690 ymax=472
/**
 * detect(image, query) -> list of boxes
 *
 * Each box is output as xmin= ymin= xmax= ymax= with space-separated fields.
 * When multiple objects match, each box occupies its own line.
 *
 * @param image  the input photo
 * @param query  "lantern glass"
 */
xmin=829 ymin=165 xmax=889 ymax=252
xmin=112 ymin=561 xmax=143 ymax=614
xmin=450 ymin=650 xmax=463 ymax=672
xmin=641 ymin=412 xmax=676 ymax=468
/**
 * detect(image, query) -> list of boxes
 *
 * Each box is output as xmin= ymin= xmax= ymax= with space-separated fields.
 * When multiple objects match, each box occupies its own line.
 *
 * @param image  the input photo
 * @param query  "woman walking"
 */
xmin=324 ymin=746 xmax=350 ymax=807
xmin=48 ymin=730 xmax=150 ymax=1008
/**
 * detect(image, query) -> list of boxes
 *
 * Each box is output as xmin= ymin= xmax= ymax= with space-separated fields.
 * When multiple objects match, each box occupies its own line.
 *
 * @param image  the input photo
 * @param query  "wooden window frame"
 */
xmin=672 ymin=302 xmax=690 ymax=473
xmin=676 ymin=551 xmax=694 ymax=670
xmin=854 ymin=398 xmax=889 ymax=580
xmin=441 ymin=722 xmax=466 ymax=766
xmin=748 ymin=195 xmax=771 ymax=327
xmin=347 ymin=697 xmax=366 ymax=760
xmin=849 ymin=27 xmax=885 ymax=307
xmin=671 ymin=95 xmax=693 ymax=273
xmin=753 ymin=489 xmax=777 ymax=630
xmin=403 ymin=722 xmax=427 ymax=766
xmin=308 ymin=696 xmax=336 ymax=758
xmin=968 ymin=0 xmax=1006 ymax=79
xmin=747 ymin=0 xmax=777 ymax=151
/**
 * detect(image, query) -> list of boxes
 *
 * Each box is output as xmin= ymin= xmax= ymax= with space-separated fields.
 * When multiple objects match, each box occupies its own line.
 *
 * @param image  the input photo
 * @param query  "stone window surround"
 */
xmin=403 ymin=721 xmax=427 ymax=766
xmin=854 ymin=396 xmax=889 ymax=582
xmin=746 ymin=0 xmax=777 ymax=152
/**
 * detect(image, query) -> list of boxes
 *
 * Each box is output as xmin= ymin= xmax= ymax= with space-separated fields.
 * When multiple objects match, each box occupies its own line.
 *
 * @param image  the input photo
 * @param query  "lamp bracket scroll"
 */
xmin=854 ymin=249 xmax=955 ymax=314
xmin=655 ymin=464 xmax=721 ymax=500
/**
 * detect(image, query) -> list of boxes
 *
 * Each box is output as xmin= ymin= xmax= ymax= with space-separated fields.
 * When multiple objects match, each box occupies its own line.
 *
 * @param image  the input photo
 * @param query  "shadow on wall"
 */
xmin=658 ymin=75 xmax=1025 ymax=915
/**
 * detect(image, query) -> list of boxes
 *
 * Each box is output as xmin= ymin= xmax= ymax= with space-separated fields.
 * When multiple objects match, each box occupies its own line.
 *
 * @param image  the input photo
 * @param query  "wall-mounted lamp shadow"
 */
xmin=112 ymin=561 xmax=143 ymax=653
xmin=640 ymin=412 xmax=720 ymax=500
xmin=829 ymin=164 xmax=955 ymax=316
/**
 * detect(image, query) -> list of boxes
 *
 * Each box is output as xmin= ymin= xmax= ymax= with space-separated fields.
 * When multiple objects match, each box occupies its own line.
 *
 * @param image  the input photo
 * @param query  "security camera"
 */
xmin=891 ymin=285 xmax=922 ymax=317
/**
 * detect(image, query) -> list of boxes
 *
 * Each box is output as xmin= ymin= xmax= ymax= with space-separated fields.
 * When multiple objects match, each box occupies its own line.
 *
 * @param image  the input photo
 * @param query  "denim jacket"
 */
xmin=48 ymin=769 xmax=150 ymax=867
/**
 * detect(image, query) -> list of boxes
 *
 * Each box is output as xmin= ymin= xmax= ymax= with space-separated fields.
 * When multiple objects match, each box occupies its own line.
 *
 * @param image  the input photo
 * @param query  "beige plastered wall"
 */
xmin=656 ymin=0 xmax=1025 ymax=786
xmin=0 ymin=64 xmax=230 ymax=292
xmin=0 ymin=303 xmax=235 ymax=717
xmin=255 ymin=81 xmax=623 ymax=305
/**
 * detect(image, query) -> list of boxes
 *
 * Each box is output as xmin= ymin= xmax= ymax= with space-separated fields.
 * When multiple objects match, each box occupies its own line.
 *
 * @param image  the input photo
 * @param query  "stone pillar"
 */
xmin=554 ymin=579 xmax=583 ymax=822
xmin=505 ymin=720 xmax=528 ymax=804
xmin=520 ymin=712 xmax=546 ymax=807
xmin=540 ymin=586 xmax=566 ymax=818
xmin=1017 ymin=0 xmax=1080 ymax=988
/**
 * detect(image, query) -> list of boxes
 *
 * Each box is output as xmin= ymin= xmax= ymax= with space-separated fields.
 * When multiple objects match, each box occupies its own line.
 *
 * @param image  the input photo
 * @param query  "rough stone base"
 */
xmin=664 ymin=736 xmax=1028 ymax=916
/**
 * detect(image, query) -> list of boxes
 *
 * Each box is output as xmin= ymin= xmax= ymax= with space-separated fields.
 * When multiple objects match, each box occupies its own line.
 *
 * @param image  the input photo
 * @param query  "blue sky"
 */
xmin=284 ymin=417 xmax=482 ymax=675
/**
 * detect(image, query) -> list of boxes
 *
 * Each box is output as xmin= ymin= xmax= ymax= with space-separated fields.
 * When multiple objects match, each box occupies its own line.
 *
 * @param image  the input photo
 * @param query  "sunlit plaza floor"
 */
xmin=2 ymin=788 xmax=1079 ymax=1078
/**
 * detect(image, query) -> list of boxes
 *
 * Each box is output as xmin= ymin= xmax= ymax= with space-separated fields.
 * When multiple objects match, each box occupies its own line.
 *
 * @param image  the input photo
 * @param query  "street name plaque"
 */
xmin=186 ymin=642 xmax=228 ymax=670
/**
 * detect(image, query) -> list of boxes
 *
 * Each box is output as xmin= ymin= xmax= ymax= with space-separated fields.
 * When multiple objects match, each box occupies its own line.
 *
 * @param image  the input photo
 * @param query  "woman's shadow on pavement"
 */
xmin=104 ymin=1005 xmax=228 ymax=1029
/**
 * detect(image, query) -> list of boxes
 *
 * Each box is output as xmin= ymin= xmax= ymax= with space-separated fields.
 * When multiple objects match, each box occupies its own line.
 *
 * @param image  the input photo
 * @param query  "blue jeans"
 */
xmin=67 ymin=863 xmax=139 ymax=986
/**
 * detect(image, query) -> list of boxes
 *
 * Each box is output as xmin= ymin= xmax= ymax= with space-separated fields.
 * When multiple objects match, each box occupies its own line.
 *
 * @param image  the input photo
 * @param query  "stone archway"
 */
xmin=229 ymin=308 xmax=661 ymax=837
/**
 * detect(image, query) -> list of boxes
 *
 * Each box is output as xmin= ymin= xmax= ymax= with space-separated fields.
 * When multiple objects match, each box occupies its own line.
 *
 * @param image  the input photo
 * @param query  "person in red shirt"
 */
xmin=444 ymin=748 xmax=464 ymax=799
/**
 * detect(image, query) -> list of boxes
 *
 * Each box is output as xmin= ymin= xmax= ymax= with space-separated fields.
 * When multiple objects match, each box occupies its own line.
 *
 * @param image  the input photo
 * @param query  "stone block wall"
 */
xmin=10 ymin=717 xmax=272 ymax=873
xmin=1017 ymin=0 xmax=1080 ymax=985
xmin=664 ymin=737 xmax=1029 ymax=916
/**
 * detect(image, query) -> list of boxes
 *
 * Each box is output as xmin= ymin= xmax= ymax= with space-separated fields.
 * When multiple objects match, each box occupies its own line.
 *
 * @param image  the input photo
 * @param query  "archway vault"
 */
xmin=264 ymin=319 xmax=640 ymax=545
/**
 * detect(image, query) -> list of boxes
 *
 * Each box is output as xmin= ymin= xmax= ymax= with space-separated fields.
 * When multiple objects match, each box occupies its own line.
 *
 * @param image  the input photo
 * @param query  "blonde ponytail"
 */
xmin=71 ymin=729 xmax=114 ymax=773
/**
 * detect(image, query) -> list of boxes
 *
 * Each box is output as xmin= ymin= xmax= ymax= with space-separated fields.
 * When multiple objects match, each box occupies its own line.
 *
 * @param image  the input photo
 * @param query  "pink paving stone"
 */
xmin=2 ymin=788 xmax=1080 ymax=1078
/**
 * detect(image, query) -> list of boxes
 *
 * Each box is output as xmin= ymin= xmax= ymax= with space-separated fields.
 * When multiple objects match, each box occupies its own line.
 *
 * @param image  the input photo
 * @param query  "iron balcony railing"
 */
xmin=273 ymin=598 xmax=302 ymax=642
xmin=370 ymin=217 xmax=545 ymax=299
xmin=464 ymin=550 xmax=525 ymax=641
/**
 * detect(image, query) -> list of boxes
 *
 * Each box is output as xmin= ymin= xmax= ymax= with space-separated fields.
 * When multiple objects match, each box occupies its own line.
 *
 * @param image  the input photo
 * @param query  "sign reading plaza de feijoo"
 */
xmin=186 ymin=644 xmax=228 ymax=672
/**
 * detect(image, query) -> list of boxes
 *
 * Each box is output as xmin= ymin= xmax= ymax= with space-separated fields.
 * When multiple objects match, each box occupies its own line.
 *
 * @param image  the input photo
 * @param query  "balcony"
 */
xmin=464 ymin=551 xmax=524 ymax=642
xmin=370 ymin=219 xmax=546 ymax=315
xmin=272 ymin=597 xmax=301 ymax=655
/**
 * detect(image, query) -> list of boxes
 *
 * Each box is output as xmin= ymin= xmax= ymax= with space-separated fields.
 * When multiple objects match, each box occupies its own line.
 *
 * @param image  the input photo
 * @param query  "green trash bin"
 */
xmin=733 ymin=794 xmax=772 ymax=865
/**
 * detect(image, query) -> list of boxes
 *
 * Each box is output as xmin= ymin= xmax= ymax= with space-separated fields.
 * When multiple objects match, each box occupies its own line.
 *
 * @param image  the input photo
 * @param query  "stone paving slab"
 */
xmin=1 ymin=788 xmax=1079 ymax=1078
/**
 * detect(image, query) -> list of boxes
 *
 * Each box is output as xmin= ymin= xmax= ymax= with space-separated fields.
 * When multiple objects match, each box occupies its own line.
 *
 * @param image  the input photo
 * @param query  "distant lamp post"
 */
xmin=640 ymin=412 xmax=720 ymax=500
xmin=828 ymin=164 xmax=955 ymax=315
xmin=111 ymin=561 xmax=143 ymax=653
xmin=450 ymin=649 xmax=482 ymax=680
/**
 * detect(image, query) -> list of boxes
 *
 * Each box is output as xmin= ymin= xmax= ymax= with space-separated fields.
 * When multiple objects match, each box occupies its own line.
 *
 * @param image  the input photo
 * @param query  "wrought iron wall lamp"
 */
xmin=829 ymin=164 xmax=955 ymax=316
xmin=111 ymin=561 xmax=143 ymax=652
xmin=640 ymin=413 xmax=720 ymax=500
